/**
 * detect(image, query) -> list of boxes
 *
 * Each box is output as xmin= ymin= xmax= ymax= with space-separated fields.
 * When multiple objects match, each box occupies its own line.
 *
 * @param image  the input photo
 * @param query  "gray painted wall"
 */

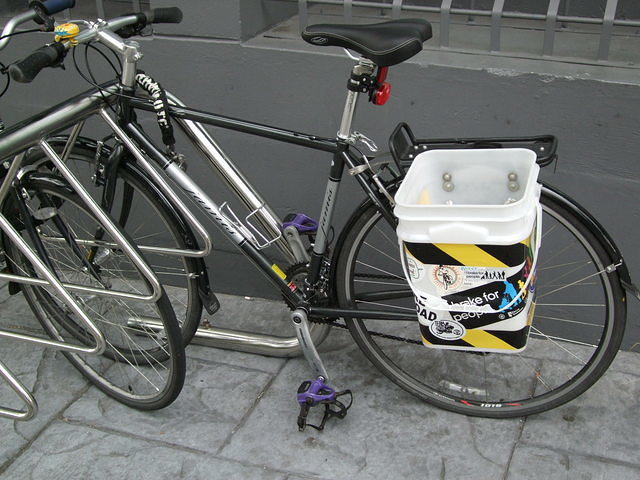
xmin=0 ymin=3 xmax=639 ymax=346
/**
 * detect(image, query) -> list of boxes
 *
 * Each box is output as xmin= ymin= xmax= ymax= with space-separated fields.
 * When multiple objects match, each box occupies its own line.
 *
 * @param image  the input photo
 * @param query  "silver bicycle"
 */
xmin=0 ymin=0 xmax=187 ymax=420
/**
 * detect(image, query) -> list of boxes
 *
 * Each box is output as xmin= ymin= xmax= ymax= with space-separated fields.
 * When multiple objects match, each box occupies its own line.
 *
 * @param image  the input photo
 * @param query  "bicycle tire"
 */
xmin=3 ymin=176 xmax=186 ymax=410
xmin=24 ymin=141 xmax=204 ymax=346
xmin=334 ymin=186 xmax=626 ymax=418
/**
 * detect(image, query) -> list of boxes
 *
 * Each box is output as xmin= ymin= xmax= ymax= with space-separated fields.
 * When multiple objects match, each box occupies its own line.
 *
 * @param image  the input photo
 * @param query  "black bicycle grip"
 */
xmin=145 ymin=7 xmax=183 ymax=24
xmin=30 ymin=0 xmax=76 ymax=15
xmin=8 ymin=43 xmax=66 ymax=83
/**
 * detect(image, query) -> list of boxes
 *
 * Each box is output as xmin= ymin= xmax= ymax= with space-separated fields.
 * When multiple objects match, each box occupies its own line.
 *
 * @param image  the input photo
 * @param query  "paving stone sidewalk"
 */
xmin=0 ymin=285 xmax=638 ymax=480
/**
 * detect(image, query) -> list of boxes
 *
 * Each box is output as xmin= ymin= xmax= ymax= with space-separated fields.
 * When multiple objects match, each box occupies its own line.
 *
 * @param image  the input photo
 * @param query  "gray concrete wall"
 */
xmin=150 ymin=0 xmax=296 ymax=40
xmin=1 ymin=3 xmax=639 ymax=345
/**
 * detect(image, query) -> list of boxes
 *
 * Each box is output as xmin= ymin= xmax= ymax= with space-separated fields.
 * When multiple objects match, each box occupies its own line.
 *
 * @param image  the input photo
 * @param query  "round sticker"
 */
xmin=431 ymin=265 xmax=463 ymax=291
xmin=429 ymin=319 xmax=466 ymax=341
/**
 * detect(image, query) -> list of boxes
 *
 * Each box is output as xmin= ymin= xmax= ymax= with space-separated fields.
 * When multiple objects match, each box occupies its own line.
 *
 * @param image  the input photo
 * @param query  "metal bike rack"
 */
xmin=0 ymin=150 xmax=102 ymax=420
xmin=99 ymin=110 xmax=213 ymax=259
xmin=0 ymin=132 xmax=172 ymax=420
xmin=0 ymin=151 xmax=107 ymax=354
xmin=0 ymin=359 xmax=37 ymax=421
xmin=128 ymin=316 xmax=330 ymax=358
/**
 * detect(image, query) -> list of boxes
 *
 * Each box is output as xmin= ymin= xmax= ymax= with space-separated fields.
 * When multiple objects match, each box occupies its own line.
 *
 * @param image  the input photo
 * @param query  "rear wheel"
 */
xmin=3 ymin=177 xmax=186 ymax=409
xmin=334 ymin=186 xmax=626 ymax=417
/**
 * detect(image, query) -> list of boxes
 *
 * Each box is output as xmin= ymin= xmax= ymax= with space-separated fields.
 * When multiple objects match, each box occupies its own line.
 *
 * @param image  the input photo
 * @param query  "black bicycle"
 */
xmin=1 ymin=1 xmax=637 ymax=421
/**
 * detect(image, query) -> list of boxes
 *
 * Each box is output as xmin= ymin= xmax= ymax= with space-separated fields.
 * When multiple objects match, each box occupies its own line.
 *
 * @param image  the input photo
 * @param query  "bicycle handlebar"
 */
xmin=8 ymin=43 xmax=65 ymax=83
xmin=30 ymin=0 xmax=76 ymax=15
xmin=145 ymin=7 xmax=183 ymax=25
xmin=6 ymin=7 xmax=183 ymax=83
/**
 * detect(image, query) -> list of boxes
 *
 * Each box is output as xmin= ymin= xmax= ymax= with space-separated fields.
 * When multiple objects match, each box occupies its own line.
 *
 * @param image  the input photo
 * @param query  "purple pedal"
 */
xmin=297 ymin=377 xmax=337 ymax=405
xmin=296 ymin=377 xmax=352 ymax=431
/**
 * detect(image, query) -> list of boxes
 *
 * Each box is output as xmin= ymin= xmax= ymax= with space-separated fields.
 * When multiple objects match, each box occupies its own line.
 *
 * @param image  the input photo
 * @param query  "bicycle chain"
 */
xmin=309 ymin=315 xmax=422 ymax=345
xmin=309 ymin=272 xmax=422 ymax=346
xmin=284 ymin=262 xmax=421 ymax=345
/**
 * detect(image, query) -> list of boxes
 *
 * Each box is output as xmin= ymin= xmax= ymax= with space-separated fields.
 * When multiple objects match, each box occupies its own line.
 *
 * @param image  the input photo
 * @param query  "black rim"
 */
xmin=338 ymin=189 xmax=624 ymax=415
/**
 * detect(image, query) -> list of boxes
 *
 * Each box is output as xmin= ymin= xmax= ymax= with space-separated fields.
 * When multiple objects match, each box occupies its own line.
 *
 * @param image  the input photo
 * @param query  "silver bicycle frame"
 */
xmin=117 ymin=68 xmax=365 ymax=355
xmin=115 ymin=62 xmax=369 ymax=357
xmin=165 ymin=92 xmax=296 ymax=262
xmin=99 ymin=109 xmax=332 ymax=357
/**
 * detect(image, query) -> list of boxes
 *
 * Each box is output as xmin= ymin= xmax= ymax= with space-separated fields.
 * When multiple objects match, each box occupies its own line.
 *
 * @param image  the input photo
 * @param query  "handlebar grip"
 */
xmin=30 ymin=0 xmax=76 ymax=15
xmin=8 ymin=43 xmax=66 ymax=83
xmin=146 ymin=7 xmax=183 ymax=24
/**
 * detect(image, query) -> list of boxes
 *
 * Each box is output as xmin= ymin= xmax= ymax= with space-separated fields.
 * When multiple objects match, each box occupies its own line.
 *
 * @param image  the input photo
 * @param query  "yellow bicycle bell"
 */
xmin=54 ymin=23 xmax=80 ymax=44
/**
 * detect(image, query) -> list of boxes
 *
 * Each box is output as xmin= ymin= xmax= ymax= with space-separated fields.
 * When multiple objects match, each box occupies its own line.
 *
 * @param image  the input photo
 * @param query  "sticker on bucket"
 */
xmin=406 ymin=257 xmax=425 ymax=281
xmin=416 ymin=292 xmax=536 ymax=352
xmin=429 ymin=319 xmax=466 ymax=341
xmin=401 ymin=205 xmax=541 ymax=315
xmin=431 ymin=265 xmax=463 ymax=291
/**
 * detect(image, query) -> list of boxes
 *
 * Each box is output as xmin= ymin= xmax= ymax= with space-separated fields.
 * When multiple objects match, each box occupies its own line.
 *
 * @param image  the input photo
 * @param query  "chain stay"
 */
xmin=309 ymin=269 xmax=422 ymax=345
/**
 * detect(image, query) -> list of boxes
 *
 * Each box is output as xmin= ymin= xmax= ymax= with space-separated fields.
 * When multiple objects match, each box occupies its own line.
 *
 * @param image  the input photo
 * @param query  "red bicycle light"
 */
xmin=373 ymin=82 xmax=391 ymax=105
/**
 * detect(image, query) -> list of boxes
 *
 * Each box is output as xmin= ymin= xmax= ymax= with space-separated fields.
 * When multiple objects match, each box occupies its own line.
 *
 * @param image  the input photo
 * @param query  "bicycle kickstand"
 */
xmin=291 ymin=309 xmax=353 ymax=431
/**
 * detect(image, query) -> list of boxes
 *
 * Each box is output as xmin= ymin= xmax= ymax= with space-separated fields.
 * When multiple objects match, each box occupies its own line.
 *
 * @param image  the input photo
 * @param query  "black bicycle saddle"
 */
xmin=301 ymin=19 xmax=432 ymax=67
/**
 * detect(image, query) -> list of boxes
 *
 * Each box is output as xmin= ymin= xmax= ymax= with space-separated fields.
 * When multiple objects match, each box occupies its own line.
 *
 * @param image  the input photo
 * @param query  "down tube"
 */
xmin=123 ymin=122 xmax=302 ymax=306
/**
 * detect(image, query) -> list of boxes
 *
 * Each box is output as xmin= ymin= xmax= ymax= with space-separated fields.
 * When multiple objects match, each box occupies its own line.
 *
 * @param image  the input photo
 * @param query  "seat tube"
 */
xmin=308 ymin=61 xmax=372 ymax=284
xmin=337 ymin=59 xmax=375 ymax=139
xmin=308 ymin=147 xmax=346 ymax=284
xmin=337 ymin=89 xmax=359 ymax=140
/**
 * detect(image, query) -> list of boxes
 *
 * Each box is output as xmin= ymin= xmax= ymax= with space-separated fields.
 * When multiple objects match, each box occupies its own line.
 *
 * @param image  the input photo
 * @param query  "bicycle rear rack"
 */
xmin=388 ymin=122 xmax=558 ymax=173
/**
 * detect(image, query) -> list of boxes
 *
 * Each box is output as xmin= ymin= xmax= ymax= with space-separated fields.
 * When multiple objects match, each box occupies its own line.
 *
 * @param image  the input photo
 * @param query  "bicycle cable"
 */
xmin=85 ymin=42 xmax=122 ymax=77
xmin=0 ymin=28 xmax=42 ymax=42
xmin=84 ymin=42 xmax=121 ymax=114
xmin=71 ymin=41 xmax=142 ymax=104
xmin=0 ymin=60 xmax=10 ymax=100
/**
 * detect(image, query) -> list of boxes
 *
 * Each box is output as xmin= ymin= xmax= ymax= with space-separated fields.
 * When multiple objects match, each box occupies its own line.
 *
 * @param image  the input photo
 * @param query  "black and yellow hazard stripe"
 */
xmin=404 ymin=236 xmax=532 ymax=269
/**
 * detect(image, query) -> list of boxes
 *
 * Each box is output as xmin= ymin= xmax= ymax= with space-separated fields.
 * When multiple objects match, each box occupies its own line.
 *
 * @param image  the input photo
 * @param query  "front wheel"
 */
xmin=334 ymin=186 xmax=626 ymax=418
xmin=3 ymin=177 xmax=186 ymax=410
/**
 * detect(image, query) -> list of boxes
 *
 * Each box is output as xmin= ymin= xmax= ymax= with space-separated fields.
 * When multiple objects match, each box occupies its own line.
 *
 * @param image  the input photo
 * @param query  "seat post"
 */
xmin=337 ymin=58 xmax=376 ymax=140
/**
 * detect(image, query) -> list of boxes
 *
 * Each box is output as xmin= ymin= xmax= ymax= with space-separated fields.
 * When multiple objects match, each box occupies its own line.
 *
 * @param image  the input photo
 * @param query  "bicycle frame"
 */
xmin=3 ymin=6 xmax=639 ymax=421
xmin=113 ymin=82 xmax=416 ymax=324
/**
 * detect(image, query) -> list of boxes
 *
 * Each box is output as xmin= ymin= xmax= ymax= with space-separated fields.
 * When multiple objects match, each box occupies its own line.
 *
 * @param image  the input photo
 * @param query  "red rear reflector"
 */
xmin=373 ymin=82 xmax=391 ymax=105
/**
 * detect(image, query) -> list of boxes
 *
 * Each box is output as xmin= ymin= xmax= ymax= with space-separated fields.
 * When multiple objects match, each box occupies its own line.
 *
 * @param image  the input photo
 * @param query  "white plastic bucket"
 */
xmin=394 ymin=148 xmax=540 ymax=245
xmin=394 ymin=148 xmax=541 ymax=352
